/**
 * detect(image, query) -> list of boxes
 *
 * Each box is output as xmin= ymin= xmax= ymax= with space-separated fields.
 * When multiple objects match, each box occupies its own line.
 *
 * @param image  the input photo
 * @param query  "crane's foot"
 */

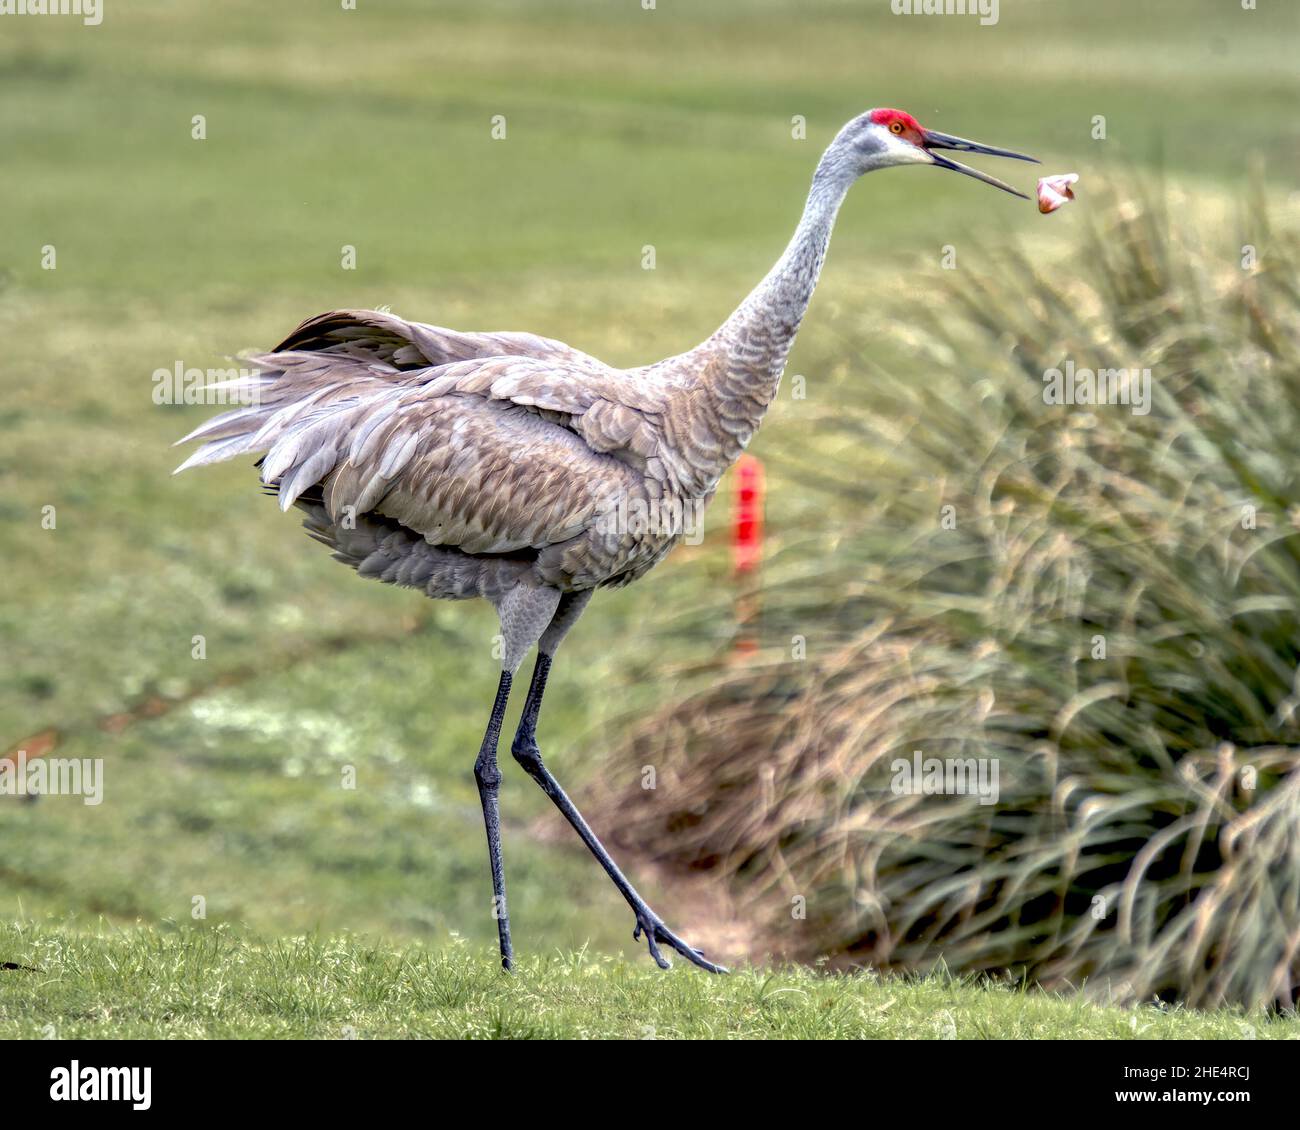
xmin=633 ymin=910 xmax=728 ymax=974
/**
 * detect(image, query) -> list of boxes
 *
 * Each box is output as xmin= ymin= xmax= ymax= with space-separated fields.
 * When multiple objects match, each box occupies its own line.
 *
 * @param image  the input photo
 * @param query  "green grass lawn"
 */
xmin=2 ymin=0 xmax=1298 ymax=1034
xmin=2 ymin=922 xmax=1294 ymax=1040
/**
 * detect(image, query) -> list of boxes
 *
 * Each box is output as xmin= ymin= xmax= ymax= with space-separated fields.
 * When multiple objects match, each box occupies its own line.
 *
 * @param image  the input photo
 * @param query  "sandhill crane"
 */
xmin=176 ymin=108 xmax=1036 ymax=973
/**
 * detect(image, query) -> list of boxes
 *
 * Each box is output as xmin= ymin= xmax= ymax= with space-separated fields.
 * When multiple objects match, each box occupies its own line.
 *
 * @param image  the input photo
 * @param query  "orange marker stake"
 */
xmin=731 ymin=454 xmax=765 ymax=656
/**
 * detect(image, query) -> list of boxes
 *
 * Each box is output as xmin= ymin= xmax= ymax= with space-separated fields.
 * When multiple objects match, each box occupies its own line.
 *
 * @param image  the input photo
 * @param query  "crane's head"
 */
xmin=832 ymin=108 xmax=1038 ymax=199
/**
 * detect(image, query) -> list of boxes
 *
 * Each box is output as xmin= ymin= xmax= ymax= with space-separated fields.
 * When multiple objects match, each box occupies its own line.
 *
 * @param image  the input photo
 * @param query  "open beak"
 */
xmin=922 ymin=129 xmax=1039 ymax=200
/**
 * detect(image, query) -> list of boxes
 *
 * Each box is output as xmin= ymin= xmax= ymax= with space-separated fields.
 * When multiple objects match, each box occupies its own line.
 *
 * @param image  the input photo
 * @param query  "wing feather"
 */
xmin=175 ymin=310 xmax=669 ymax=555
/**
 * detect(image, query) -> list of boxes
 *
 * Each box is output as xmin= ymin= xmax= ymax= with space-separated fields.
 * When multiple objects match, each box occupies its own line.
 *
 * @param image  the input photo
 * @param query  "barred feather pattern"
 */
xmin=175 ymin=141 xmax=854 ymax=619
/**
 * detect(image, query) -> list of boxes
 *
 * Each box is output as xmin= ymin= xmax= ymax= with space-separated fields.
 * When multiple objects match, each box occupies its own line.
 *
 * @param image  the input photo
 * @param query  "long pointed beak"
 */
xmin=922 ymin=129 xmax=1039 ymax=200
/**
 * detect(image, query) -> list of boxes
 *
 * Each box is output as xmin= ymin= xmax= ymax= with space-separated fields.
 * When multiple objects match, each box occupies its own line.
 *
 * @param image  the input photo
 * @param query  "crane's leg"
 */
xmin=476 ymin=584 xmax=562 ymax=972
xmin=473 ymin=670 xmax=515 ymax=971
xmin=509 ymin=593 xmax=727 ymax=974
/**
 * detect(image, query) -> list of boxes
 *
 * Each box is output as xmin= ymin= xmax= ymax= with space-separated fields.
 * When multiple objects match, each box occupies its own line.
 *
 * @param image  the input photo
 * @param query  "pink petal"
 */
xmin=1037 ymin=173 xmax=1079 ymax=214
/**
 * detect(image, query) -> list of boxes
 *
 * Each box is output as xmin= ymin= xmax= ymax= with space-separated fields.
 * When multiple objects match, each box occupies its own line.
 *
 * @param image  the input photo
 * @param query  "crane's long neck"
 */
xmin=676 ymin=150 xmax=856 ymax=495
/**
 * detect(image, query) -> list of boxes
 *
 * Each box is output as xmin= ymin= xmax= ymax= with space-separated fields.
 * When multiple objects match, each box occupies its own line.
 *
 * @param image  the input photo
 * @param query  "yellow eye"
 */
xmin=890 ymin=121 xmax=904 ymax=135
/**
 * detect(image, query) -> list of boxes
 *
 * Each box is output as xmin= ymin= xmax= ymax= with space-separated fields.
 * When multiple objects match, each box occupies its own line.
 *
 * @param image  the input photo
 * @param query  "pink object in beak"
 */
xmin=1037 ymin=174 xmax=1078 ymax=214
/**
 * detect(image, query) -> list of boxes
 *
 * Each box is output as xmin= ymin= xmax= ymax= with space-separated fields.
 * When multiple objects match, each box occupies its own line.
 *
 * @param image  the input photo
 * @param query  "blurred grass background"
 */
xmin=1 ymin=0 xmax=1297 ymax=976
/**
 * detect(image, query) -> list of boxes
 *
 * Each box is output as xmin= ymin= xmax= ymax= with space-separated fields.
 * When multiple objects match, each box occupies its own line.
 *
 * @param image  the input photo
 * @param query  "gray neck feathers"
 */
xmin=731 ymin=150 xmax=855 ymax=366
xmin=672 ymin=147 xmax=854 ymax=495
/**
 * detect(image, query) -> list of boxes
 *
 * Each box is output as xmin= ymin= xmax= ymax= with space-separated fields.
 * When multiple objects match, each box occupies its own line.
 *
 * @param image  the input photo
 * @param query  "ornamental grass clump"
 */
xmin=598 ymin=190 xmax=1300 ymax=1009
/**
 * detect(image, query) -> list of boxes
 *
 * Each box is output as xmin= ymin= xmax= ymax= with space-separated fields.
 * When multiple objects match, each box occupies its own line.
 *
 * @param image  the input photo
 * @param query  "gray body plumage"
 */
xmin=174 ymin=137 xmax=847 ymax=668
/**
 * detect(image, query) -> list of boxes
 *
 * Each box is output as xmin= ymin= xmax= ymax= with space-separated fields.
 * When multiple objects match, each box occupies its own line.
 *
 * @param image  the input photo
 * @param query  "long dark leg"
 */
xmin=511 ymin=652 xmax=726 ymax=974
xmin=474 ymin=671 xmax=514 ymax=971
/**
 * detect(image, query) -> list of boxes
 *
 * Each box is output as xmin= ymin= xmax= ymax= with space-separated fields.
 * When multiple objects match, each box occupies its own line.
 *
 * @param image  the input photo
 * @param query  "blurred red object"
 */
xmin=731 ymin=454 xmax=765 ymax=576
